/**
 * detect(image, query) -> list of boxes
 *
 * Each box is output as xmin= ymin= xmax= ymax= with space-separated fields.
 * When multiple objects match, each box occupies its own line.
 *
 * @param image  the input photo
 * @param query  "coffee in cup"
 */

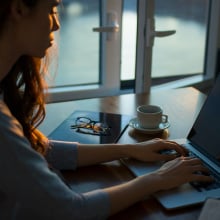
xmin=137 ymin=105 xmax=168 ymax=129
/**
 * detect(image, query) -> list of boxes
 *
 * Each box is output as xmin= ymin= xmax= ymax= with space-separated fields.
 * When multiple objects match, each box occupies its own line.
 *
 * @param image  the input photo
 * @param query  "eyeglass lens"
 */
xmin=71 ymin=117 xmax=111 ymax=135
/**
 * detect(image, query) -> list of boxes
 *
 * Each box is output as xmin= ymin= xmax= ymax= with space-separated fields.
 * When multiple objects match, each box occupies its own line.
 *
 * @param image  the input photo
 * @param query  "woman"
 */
xmin=0 ymin=0 xmax=213 ymax=219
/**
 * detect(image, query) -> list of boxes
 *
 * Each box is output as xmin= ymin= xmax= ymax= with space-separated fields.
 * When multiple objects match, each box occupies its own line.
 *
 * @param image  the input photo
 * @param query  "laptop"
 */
xmin=122 ymin=75 xmax=220 ymax=210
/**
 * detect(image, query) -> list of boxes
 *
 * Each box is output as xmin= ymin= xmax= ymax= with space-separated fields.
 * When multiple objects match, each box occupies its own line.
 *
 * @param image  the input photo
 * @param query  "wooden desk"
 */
xmin=40 ymin=87 xmax=206 ymax=220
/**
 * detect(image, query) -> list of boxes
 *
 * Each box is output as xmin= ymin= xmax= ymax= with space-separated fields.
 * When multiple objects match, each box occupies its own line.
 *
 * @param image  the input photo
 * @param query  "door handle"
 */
xmin=93 ymin=11 xmax=119 ymax=40
xmin=93 ymin=25 xmax=119 ymax=33
xmin=153 ymin=30 xmax=176 ymax=37
xmin=146 ymin=18 xmax=176 ymax=47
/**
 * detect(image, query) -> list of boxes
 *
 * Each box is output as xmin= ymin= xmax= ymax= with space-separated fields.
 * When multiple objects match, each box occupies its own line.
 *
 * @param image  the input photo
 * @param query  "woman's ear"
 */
xmin=10 ymin=0 xmax=30 ymax=20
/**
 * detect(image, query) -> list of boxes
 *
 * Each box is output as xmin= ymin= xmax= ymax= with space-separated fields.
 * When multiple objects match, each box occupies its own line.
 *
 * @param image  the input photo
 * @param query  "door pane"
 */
xmin=152 ymin=0 xmax=209 ymax=81
xmin=50 ymin=0 xmax=100 ymax=87
xmin=120 ymin=0 xmax=137 ymax=81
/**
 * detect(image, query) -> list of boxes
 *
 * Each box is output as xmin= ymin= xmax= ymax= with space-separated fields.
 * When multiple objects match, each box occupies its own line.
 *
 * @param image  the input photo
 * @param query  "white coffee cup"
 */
xmin=137 ymin=105 xmax=168 ymax=129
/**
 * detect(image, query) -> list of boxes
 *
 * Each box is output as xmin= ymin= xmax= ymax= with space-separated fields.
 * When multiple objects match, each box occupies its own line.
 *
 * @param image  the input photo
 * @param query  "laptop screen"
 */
xmin=188 ymin=75 xmax=220 ymax=167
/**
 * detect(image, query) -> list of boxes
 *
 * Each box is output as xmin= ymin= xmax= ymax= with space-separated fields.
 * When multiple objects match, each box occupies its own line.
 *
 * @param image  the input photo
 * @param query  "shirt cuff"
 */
xmin=46 ymin=140 xmax=78 ymax=170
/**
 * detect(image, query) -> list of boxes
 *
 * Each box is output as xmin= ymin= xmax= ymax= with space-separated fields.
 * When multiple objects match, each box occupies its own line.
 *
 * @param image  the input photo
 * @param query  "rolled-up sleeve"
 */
xmin=46 ymin=140 xmax=79 ymax=170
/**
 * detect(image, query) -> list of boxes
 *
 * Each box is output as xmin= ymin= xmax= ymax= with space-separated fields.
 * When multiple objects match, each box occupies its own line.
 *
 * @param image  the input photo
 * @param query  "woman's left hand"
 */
xmin=127 ymin=138 xmax=188 ymax=162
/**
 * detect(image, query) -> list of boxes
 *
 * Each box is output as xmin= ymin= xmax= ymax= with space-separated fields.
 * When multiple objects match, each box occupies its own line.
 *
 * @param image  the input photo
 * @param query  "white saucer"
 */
xmin=129 ymin=118 xmax=170 ymax=134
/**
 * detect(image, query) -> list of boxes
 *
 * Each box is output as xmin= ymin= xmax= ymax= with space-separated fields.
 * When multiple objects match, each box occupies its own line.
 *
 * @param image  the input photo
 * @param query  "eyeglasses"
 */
xmin=70 ymin=117 xmax=111 ymax=136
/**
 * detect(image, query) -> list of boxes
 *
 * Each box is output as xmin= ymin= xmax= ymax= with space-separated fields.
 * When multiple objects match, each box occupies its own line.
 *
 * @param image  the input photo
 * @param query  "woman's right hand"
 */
xmin=152 ymin=156 xmax=214 ymax=191
xmin=104 ymin=156 xmax=214 ymax=215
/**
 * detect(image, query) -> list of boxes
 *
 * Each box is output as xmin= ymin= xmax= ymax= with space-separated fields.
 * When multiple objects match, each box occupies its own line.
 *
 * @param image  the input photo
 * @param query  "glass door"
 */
xmin=152 ymin=0 xmax=210 ymax=84
xmin=52 ymin=0 xmax=101 ymax=87
xmin=48 ymin=0 xmax=123 ymax=102
xmin=48 ymin=0 xmax=219 ymax=102
xmin=135 ymin=0 xmax=219 ymax=93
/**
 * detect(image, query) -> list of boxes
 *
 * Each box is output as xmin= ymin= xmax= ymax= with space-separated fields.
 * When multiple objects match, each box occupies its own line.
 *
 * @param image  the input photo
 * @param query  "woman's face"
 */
xmin=17 ymin=0 xmax=60 ymax=58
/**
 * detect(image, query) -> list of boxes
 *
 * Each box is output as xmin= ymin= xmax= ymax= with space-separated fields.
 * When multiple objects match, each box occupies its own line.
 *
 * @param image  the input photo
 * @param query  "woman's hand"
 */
xmin=152 ymin=156 xmax=214 ymax=190
xmin=127 ymin=138 xmax=188 ymax=162
xmin=105 ymin=156 xmax=213 ymax=215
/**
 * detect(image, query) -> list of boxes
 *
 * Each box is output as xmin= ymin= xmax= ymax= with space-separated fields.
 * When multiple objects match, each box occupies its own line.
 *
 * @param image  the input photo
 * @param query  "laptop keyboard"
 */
xmin=188 ymin=151 xmax=220 ymax=191
xmin=191 ymin=173 xmax=220 ymax=192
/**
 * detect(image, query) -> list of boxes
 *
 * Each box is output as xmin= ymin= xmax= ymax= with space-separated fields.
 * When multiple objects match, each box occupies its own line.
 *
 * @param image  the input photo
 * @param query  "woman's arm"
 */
xmin=104 ymin=156 xmax=213 ymax=215
xmin=77 ymin=138 xmax=188 ymax=167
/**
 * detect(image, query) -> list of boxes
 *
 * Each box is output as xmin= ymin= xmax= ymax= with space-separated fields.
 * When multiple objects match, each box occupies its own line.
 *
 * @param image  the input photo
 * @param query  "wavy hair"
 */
xmin=0 ymin=0 xmax=50 ymax=155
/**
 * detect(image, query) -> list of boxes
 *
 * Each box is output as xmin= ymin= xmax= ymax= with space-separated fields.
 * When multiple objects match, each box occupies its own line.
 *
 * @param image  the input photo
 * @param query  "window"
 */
xmin=48 ymin=0 xmax=123 ymax=102
xmin=152 ymin=0 xmax=209 ymax=83
xmin=135 ymin=0 xmax=219 ymax=93
xmin=51 ymin=0 xmax=100 ymax=87
xmin=48 ymin=0 xmax=220 ymax=102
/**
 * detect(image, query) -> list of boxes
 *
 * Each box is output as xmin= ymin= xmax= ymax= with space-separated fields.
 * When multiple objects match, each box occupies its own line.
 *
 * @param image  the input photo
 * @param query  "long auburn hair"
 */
xmin=0 ymin=0 xmax=50 ymax=155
